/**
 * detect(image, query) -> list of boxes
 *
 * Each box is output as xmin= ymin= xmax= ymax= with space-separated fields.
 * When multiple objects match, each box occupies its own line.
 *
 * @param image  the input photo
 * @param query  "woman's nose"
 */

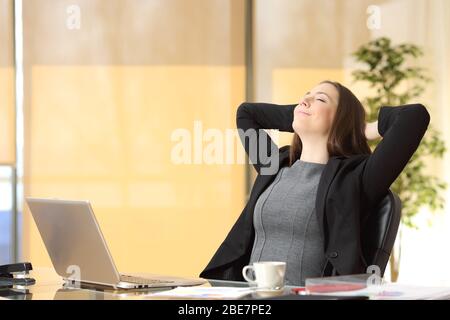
xmin=301 ymin=97 xmax=311 ymax=107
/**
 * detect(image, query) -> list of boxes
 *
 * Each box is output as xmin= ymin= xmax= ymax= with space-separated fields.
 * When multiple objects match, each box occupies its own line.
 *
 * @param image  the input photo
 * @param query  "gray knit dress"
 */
xmin=249 ymin=159 xmax=327 ymax=286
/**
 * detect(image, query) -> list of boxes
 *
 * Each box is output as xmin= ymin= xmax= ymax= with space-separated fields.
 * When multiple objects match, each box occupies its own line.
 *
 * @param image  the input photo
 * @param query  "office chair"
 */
xmin=361 ymin=190 xmax=402 ymax=277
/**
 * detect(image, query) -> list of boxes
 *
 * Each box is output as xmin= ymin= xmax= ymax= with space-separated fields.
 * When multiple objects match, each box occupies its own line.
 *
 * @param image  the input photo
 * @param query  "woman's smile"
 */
xmin=295 ymin=107 xmax=311 ymax=116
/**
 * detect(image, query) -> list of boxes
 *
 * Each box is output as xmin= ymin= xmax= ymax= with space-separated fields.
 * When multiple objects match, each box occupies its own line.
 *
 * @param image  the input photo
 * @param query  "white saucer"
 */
xmin=252 ymin=287 xmax=285 ymax=298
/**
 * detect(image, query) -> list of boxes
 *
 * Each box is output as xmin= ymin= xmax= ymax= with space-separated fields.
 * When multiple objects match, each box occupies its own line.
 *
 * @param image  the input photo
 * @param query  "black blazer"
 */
xmin=200 ymin=102 xmax=430 ymax=281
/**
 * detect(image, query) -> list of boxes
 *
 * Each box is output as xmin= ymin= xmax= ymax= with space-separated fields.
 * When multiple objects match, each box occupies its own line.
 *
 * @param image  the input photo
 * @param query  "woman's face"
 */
xmin=292 ymin=82 xmax=339 ymax=137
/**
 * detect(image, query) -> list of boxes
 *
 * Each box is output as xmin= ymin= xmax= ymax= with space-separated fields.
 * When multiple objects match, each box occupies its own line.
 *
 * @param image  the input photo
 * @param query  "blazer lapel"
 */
xmin=315 ymin=157 xmax=342 ymax=249
xmin=240 ymin=148 xmax=291 ymax=255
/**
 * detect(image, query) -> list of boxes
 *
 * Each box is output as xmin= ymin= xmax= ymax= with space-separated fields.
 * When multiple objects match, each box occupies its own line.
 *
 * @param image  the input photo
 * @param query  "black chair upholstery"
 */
xmin=361 ymin=190 xmax=402 ymax=277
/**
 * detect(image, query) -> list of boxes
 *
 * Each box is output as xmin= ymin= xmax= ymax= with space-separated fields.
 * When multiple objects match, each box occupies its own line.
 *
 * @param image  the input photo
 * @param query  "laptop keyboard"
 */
xmin=120 ymin=274 xmax=175 ymax=285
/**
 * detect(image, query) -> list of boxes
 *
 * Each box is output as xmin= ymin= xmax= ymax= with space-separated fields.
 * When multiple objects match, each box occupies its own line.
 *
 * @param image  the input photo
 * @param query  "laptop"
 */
xmin=26 ymin=197 xmax=206 ymax=289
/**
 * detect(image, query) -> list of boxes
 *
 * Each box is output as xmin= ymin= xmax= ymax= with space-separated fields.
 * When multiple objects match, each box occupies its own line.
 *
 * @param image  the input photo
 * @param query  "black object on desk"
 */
xmin=0 ymin=262 xmax=36 ymax=287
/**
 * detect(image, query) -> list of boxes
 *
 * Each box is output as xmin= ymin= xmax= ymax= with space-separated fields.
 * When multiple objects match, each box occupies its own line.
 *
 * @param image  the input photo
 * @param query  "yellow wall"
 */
xmin=0 ymin=67 xmax=15 ymax=164
xmin=0 ymin=0 xmax=14 ymax=164
xmin=23 ymin=66 xmax=246 ymax=277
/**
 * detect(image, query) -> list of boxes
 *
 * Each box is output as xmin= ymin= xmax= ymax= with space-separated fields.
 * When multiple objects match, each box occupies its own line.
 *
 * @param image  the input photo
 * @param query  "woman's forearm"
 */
xmin=236 ymin=103 xmax=296 ymax=132
xmin=361 ymin=104 xmax=430 ymax=204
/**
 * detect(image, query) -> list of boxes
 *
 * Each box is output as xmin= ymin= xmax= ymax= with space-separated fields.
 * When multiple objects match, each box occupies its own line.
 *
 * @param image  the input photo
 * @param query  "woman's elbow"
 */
xmin=409 ymin=103 xmax=431 ymax=130
xmin=236 ymin=102 xmax=258 ymax=126
xmin=236 ymin=102 xmax=250 ymax=119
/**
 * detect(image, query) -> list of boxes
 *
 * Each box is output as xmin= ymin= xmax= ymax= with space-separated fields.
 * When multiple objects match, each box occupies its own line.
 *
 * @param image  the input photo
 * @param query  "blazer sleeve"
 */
xmin=236 ymin=102 xmax=296 ymax=174
xmin=362 ymin=103 xmax=431 ymax=205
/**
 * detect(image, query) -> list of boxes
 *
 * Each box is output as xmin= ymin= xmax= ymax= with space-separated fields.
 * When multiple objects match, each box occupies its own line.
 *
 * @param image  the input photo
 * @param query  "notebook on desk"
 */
xmin=26 ymin=197 xmax=206 ymax=290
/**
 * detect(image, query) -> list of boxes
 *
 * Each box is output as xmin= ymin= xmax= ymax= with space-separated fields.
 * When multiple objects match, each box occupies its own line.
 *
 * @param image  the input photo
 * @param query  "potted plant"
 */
xmin=352 ymin=37 xmax=447 ymax=281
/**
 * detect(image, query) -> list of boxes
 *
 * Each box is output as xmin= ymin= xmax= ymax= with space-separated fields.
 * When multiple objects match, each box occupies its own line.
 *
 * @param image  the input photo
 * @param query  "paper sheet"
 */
xmin=314 ymin=283 xmax=450 ymax=300
xmin=148 ymin=286 xmax=256 ymax=299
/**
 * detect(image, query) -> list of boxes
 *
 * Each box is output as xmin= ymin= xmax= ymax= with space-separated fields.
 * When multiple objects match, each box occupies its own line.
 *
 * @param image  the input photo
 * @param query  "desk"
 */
xmin=0 ymin=267 xmax=297 ymax=300
xmin=3 ymin=268 xmax=450 ymax=300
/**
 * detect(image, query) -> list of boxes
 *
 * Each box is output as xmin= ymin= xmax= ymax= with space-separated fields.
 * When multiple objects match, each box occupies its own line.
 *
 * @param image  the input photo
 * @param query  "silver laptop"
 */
xmin=26 ymin=197 xmax=206 ymax=289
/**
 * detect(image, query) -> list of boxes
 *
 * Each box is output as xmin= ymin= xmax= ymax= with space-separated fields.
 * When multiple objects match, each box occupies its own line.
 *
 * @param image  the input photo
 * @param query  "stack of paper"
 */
xmin=305 ymin=273 xmax=371 ymax=293
xmin=311 ymin=283 xmax=450 ymax=300
xmin=372 ymin=284 xmax=450 ymax=300
xmin=148 ymin=286 xmax=256 ymax=299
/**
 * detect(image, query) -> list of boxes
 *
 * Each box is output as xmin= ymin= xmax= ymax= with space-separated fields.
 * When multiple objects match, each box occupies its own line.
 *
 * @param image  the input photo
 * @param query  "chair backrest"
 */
xmin=361 ymin=190 xmax=402 ymax=277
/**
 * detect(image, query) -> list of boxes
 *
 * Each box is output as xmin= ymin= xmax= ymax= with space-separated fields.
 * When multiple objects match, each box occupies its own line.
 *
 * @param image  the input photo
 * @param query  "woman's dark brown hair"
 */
xmin=289 ymin=80 xmax=372 ymax=165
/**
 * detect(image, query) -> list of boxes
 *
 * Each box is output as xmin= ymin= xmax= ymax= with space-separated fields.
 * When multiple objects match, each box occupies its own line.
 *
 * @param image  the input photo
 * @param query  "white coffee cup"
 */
xmin=242 ymin=261 xmax=286 ymax=290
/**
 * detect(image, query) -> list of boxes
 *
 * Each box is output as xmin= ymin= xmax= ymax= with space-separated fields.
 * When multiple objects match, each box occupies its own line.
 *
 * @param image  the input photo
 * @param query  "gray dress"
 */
xmin=249 ymin=159 xmax=327 ymax=286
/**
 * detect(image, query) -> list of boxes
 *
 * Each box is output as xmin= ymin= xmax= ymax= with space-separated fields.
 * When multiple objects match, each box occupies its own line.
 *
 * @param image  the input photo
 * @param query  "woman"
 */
xmin=199 ymin=81 xmax=430 ymax=286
